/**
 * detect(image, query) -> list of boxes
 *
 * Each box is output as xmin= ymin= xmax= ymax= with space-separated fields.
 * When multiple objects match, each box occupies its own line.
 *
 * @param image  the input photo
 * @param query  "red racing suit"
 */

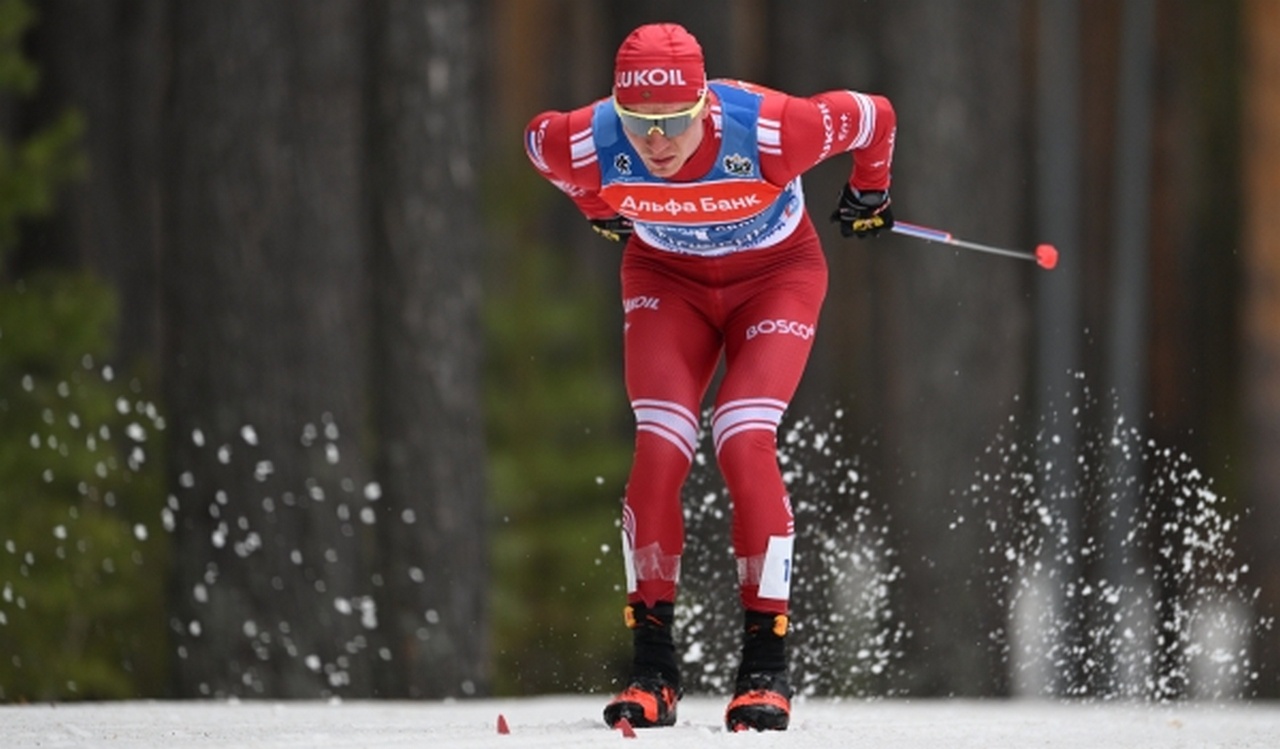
xmin=525 ymin=79 xmax=895 ymax=614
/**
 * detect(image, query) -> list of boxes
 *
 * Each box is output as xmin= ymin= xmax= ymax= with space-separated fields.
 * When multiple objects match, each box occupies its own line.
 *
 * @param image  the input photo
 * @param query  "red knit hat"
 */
xmin=613 ymin=23 xmax=707 ymax=107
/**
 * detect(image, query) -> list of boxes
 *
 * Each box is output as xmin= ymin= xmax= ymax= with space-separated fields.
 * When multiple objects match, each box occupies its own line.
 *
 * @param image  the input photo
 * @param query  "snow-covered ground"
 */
xmin=3 ymin=696 xmax=1278 ymax=748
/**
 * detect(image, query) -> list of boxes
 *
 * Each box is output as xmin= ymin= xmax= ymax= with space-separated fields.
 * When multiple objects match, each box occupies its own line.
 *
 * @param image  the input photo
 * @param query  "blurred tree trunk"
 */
xmin=1027 ymin=0 xmax=1087 ymax=696
xmin=163 ymin=0 xmax=373 ymax=697
xmin=1149 ymin=3 xmax=1242 ymax=534
xmin=22 ymin=0 xmax=167 ymax=366
xmin=875 ymin=0 xmax=1029 ymax=696
xmin=1099 ymin=0 xmax=1156 ymax=696
xmin=1241 ymin=0 xmax=1280 ymax=700
xmin=366 ymin=0 xmax=489 ymax=698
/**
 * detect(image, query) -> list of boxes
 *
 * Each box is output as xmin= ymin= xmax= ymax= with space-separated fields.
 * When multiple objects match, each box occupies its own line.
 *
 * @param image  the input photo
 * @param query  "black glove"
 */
xmin=589 ymin=215 xmax=634 ymax=242
xmin=829 ymin=184 xmax=894 ymax=239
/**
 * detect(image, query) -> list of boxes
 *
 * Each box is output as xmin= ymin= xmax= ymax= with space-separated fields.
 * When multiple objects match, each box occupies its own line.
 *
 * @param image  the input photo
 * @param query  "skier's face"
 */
xmin=617 ymin=97 xmax=708 ymax=178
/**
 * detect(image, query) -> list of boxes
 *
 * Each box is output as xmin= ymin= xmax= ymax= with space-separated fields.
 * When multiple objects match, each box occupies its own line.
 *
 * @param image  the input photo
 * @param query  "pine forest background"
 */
xmin=2 ymin=0 xmax=1280 ymax=703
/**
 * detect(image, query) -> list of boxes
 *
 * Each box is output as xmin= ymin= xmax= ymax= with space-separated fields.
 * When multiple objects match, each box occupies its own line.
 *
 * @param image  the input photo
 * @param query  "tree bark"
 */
xmin=23 ymin=0 xmax=168 ymax=366
xmin=1100 ymin=0 xmax=1157 ymax=697
xmin=163 ymin=0 xmax=372 ymax=698
xmin=366 ymin=0 xmax=489 ymax=698
xmin=874 ymin=0 xmax=1029 ymax=696
xmin=1025 ymin=0 xmax=1089 ymax=696
xmin=1241 ymin=0 xmax=1280 ymax=700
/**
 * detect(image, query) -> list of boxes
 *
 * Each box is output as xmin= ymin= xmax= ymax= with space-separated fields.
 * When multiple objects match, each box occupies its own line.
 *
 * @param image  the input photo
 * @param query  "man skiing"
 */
xmin=523 ymin=22 xmax=896 ymax=732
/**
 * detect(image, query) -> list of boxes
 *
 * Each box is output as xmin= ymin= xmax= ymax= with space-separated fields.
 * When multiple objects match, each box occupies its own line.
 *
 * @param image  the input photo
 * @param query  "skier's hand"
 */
xmin=589 ymin=215 xmax=634 ymax=242
xmin=829 ymin=184 xmax=893 ymax=239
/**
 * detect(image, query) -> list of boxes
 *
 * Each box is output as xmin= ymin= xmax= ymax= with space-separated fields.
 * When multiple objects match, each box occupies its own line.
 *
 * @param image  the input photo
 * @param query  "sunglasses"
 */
xmin=613 ymin=94 xmax=707 ymax=138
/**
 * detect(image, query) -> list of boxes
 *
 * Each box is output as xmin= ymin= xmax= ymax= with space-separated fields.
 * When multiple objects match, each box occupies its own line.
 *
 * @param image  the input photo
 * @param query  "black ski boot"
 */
xmin=725 ymin=610 xmax=792 ymax=732
xmin=603 ymin=602 xmax=682 ymax=728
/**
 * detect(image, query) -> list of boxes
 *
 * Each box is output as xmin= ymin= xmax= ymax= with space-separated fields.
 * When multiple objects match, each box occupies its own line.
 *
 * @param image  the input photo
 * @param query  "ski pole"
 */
xmin=890 ymin=221 xmax=1059 ymax=270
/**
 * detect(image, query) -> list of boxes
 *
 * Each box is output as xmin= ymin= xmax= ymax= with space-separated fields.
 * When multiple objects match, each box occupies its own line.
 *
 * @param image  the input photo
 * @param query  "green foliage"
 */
xmin=0 ymin=1 xmax=167 ymax=702
xmin=0 ymin=274 xmax=170 ymax=702
xmin=0 ymin=108 xmax=85 ymax=254
xmin=484 ymin=160 xmax=635 ymax=695
xmin=0 ymin=0 xmax=39 ymax=95
xmin=0 ymin=0 xmax=86 ymax=260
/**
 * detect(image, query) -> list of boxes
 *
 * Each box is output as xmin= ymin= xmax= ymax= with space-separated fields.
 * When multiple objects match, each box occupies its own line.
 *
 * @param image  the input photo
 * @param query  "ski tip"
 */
xmin=496 ymin=713 xmax=510 ymax=735
xmin=1035 ymin=243 xmax=1059 ymax=270
xmin=617 ymin=717 xmax=637 ymax=738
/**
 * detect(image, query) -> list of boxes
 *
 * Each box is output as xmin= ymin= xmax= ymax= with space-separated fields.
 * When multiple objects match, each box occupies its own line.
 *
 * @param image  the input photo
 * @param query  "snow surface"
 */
xmin=2 ymin=696 xmax=1278 ymax=748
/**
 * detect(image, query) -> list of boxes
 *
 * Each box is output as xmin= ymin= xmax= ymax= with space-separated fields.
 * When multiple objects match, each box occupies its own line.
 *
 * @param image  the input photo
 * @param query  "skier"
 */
xmin=524 ymin=22 xmax=895 ymax=732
